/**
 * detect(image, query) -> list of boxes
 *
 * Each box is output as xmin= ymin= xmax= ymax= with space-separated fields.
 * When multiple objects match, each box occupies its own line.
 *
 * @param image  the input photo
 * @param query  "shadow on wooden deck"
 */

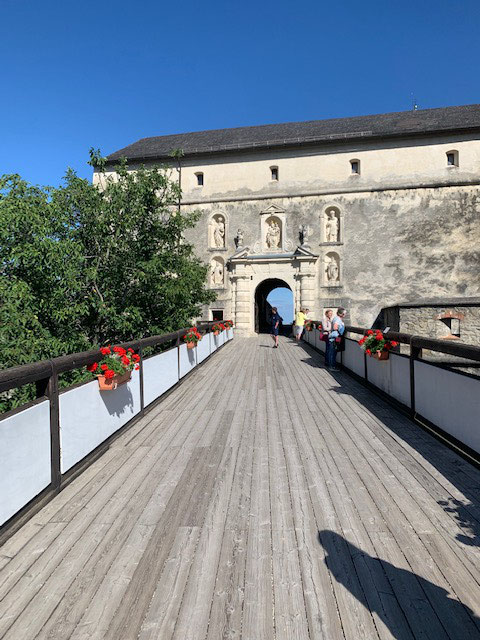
xmin=319 ymin=530 xmax=480 ymax=640
xmin=298 ymin=340 xmax=480 ymax=552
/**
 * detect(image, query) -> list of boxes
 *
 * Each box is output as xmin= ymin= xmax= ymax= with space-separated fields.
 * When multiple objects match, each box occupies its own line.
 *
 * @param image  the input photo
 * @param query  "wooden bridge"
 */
xmin=1 ymin=335 xmax=480 ymax=639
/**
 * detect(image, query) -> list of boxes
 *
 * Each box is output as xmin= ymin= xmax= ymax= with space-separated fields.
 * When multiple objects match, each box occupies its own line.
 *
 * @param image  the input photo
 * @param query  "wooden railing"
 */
xmin=0 ymin=322 xmax=233 ymax=541
xmin=303 ymin=322 xmax=480 ymax=464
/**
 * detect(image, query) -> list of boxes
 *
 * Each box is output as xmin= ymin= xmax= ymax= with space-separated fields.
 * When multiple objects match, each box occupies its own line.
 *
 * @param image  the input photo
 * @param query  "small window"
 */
xmin=438 ymin=315 xmax=461 ymax=338
xmin=446 ymin=151 xmax=458 ymax=167
xmin=212 ymin=309 xmax=224 ymax=321
xmin=350 ymin=159 xmax=360 ymax=175
xmin=270 ymin=166 xmax=279 ymax=181
xmin=196 ymin=172 xmax=204 ymax=186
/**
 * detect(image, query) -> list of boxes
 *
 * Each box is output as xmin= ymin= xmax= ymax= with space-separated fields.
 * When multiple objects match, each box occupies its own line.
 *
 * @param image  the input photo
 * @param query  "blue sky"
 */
xmin=268 ymin=288 xmax=294 ymax=324
xmin=1 ymin=0 xmax=479 ymax=187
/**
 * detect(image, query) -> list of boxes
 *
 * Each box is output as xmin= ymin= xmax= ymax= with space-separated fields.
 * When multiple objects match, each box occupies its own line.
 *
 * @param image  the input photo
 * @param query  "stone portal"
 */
xmin=229 ymin=246 xmax=319 ymax=335
xmin=254 ymin=278 xmax=292 ymax=333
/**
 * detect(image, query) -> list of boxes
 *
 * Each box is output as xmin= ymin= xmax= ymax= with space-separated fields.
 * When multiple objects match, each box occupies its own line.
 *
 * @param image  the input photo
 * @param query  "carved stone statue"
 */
xmin=326 ymin=254 xmax=340 ymax=282
xmin=266 ymin=220 xmax=281 ymax=249
xmin=209 ymin=216 xmax=225 ymax=248
xmin=234 ymin=228 xmax=244 ymax=249
xmin=325 ymin=211 xmax=339 ymax=243
xmin=299 ymin=224 xmax=309 ymax=246
xmin=212 ymin=259 xmax=224 ymax=286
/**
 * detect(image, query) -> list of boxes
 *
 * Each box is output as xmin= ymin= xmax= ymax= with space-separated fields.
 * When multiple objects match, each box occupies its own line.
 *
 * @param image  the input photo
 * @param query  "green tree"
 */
xmin=0 ymin=154 xmax=216 ymax=410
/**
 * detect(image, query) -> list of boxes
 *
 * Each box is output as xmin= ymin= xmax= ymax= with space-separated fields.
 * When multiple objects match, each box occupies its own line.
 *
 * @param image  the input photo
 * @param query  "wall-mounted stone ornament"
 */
xmin=211 ymin=256 xmax=225 ymax=287
xmin=299 ymin=224 xmax=309 ymax=247
xmin=234 ymin=228 xmax=244 ymax=249
xmin=209 ymin=214 xmax=226 ymax=249
xmin=325 ymin=252 xmax=340 ymax=285
xmin=325 ymin=209 xmax=340 ymax=243
xmin=265 ymin=216 xmax=282 ymax=250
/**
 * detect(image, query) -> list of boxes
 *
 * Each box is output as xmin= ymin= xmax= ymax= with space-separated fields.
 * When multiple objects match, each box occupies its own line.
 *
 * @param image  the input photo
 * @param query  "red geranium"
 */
xmin=184 ymin=327 xmax=202 ymax=344
xmin=86 ymin=344 xmax=141 ymax=379
xmin=358 ymin=330 xmax=399 ymax=357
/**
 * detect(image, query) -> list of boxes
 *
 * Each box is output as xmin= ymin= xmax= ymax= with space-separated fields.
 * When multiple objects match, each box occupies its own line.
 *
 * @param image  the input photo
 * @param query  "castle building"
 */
xmin=104 ymin=104 xmax=480 ymax=335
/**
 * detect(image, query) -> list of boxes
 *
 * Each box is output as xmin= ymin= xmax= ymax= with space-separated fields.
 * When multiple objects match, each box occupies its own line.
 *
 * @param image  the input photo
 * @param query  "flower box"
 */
xmin=212 ymin=322 xmax=226 ymax=335
xmin=97 ymin=370 xmax=132 ymax=391
xmin=183 ymin=327 xmax=202 ymax=348
xmin=86 ymin=345 xmax=141 ymax=392
xmin=358 ymin=330 xmax=398 ymax=359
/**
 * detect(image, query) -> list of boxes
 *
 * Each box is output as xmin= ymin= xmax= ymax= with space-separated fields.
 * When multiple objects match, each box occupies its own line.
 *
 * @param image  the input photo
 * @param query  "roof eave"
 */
xmin=104 ymin=124 xmax=480 ymax=167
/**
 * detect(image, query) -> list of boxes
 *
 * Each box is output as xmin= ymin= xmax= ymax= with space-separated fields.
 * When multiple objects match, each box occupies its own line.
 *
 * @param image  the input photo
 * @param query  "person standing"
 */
xmin=322 ymin=309 xmax=334 ymax=365
xmin=270 ymin=307 xmax=281 ymax=348
xmin=327 ymin=307 xmax=346 ymax=370
xmin=294 ymin=308 xmax=306 ymax=343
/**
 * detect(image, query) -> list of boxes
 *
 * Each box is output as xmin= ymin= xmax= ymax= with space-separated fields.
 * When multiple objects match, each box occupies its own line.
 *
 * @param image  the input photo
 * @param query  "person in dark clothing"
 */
xmin=270 ymin=307 xmax=281 ymax=348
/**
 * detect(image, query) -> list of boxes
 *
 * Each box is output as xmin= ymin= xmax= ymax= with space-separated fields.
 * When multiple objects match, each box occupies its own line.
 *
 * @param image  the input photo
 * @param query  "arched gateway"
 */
xmin=254 ymin=278 xmax=292 ymax=333
xmin=228 ymin=245 xmax=319 ymax=336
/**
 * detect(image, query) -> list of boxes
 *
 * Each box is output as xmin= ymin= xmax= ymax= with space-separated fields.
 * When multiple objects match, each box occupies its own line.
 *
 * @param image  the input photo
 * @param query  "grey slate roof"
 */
xmin=107 ymin=104 xmax=480 ymax=164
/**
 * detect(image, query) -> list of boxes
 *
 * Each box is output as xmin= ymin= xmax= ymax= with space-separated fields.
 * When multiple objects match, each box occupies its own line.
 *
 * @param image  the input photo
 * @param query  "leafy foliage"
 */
xmin=0 ymin=153 xmax=216 ymax=411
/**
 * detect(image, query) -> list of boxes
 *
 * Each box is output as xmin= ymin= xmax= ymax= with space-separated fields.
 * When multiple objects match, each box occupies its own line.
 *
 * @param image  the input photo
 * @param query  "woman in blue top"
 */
xmin=270 ymin=307 xmax=282 ymax=349
xmin=326 ymin=307 xmax=346 ymax=370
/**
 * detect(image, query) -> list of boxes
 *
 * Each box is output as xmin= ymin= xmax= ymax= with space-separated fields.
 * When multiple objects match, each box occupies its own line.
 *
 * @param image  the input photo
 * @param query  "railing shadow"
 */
xmin=298 ymin=341 xmax=480 ymax=549
xmin=437 ymin=497 xmax=480 ymax=548
xmin=318 ymin=530 xmax=480 ymax=639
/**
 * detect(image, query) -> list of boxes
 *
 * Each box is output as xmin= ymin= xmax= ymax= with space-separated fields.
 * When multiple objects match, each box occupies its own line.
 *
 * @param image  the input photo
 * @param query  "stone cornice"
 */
xmin=180 ymin=178 xmax=480 ymax=206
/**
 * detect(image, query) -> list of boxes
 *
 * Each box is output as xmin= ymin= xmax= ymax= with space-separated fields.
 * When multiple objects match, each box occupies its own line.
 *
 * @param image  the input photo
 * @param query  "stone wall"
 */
xmin=184 ymin=184 xmax=480 ymax=331
xmin=390 ymin=305 xmax=480 ymax=346
xmin=99 ymin=130 xmax=480 ymax=334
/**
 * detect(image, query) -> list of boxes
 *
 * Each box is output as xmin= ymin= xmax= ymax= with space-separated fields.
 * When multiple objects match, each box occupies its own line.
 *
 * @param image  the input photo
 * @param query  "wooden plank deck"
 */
xmin=1 ymin=335 xmax=480 ymax=639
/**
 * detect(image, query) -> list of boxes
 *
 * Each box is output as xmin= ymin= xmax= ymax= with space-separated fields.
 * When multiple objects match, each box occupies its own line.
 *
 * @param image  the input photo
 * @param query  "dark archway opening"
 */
xmin=254 ymin=278 xmax=293 ymax=334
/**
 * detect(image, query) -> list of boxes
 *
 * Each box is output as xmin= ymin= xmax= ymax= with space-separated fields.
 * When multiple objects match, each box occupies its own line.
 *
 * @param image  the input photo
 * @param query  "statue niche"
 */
xmin=211 ymin=256 xmax=225 ymax=287
xmin=264 ymin=216 xmax=282 ymax=251
xmin=209 ymin=214 xmax=226 ymax=249
xmin=325 ymin=252 xmax=340 ymax=285
xmin=324 ymin=207 xmax=340 ymax=243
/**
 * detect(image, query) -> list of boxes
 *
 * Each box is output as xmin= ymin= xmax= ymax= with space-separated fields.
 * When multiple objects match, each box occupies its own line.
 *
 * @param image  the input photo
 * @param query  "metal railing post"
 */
xmin=410 ymin=339 xmax=422 ymax=419
xmin=177 ymin=331 xmax=181 ymax=380
xmin=47 ymin=364 xmax=61 ymax=491
xmin=138 ymin=343 xmax=145 ymax=416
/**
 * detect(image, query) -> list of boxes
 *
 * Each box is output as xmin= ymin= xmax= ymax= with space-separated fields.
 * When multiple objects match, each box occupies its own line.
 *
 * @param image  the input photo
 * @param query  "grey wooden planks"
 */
xmin=1 ymin=335 xmax=480 ymax=639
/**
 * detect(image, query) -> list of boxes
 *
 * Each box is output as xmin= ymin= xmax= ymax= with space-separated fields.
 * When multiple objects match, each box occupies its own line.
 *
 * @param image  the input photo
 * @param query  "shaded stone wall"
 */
xmin=185 ymin=184 xmax=480 ymax=329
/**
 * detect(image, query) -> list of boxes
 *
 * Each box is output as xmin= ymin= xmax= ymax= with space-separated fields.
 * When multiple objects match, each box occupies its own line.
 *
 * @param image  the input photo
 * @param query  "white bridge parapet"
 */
xmin=303 ymin=325 xmax=480 ymax=458
xmin=0 ymin=327 xmax=234 ymax=531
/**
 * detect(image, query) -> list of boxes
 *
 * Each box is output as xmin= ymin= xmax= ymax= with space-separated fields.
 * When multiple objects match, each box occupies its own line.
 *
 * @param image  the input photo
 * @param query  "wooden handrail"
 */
xmin=308 ymin=321 xmax=480 ymax=363
xmin=0 ymin=323 xmax=217 ymax=394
